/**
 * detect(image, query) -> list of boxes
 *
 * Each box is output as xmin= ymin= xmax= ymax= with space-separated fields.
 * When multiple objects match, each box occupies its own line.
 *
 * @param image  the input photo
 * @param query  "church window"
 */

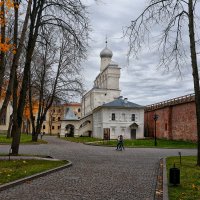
xmin=112 ymin=113 xmax=115 ymax=121
xmin=52 ymin=126 xmax=54 ymax=130
xmin=43 ymin=125 xmax=45 ymax=130
xmin=132 ymin=114 xmax=135 ymax=121
xmin=122 ymin=113 xmax=125 ymax=121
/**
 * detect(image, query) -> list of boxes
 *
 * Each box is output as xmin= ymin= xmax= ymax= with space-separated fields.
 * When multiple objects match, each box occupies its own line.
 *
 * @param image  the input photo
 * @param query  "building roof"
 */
xmin=64 ymin=107 xmax=78 ymax=120
xmin=101 ymin=97 xmax=144 ymax=109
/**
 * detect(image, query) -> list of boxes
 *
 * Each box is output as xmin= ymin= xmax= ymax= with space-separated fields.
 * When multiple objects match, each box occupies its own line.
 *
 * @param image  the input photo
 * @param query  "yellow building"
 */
xmin=42 ymin=103 xmax=81 ymax=135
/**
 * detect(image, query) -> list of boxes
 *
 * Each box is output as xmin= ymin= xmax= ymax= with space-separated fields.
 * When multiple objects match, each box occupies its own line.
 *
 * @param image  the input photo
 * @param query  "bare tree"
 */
xmin=125 ymin=0 xmax=200 ymax=165
xmin=28 ymin=29 xmax=84 ymax=142
xmin=10 ymin=0 xmax=89 ymax=154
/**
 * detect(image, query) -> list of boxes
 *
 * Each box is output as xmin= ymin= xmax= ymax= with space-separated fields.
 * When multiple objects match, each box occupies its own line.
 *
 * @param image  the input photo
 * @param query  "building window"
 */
xmin=53 ymin=109 xmax=55 ymax=113
xmin=132 ymin=114 xmax=135 ymax=121
xmin=52 ymin=126 xmax=54 ymax=130
xmin=165 ymin=123 xmax=168 ymax=131
xmin=58 ymin=117 xmax=60 ymax=121
xmin=43 ymin=125 xmax=45 ymax=130
xmin=58 ymin=109 xmax=61 ymax=113
xmin=112 ymin=113 xmax=115 ymax=121
xmin=52 ymin=117 xmax=55 ymax=121
xmin=78 ymin=108 xmax=81 ymax=112
xmin=122 ymin=113 xmax=125 ymax=121
xmin=58 ymin=126 xmax=60 ymax=130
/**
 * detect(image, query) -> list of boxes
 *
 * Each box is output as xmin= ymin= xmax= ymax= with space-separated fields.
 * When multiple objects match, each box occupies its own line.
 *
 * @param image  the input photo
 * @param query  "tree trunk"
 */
xmin=6 ymin=114 xmax=13 ymax=138
xmin=188 ymin=0 xmax=200 ymax=166
xmin=11 ymin=74 xmax=19 ymax=154
xmin=11 ymin=0 xmax=45 ymax=154
xmin=0 ymin=0 xmax=6 ymax=97
xmin=0 ymin=0 xmax=32 ymax=120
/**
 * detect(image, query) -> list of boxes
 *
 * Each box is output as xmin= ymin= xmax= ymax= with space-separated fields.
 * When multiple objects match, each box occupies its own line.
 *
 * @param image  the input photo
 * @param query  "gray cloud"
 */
xmin=78 ymin=0 xmax=198 ymax=106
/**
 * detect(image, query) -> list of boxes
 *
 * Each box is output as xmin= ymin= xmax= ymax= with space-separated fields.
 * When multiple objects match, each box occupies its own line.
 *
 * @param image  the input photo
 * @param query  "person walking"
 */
xmin=116 ymin=135 xmax=125 ymax=151
xmin=116 ymin=136 xmax=121 ymax=150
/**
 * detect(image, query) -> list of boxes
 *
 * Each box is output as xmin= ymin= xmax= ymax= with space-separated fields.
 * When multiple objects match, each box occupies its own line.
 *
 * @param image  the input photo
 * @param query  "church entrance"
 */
xmin=65 ymin=124 xmax=75 ymax=137
xmin=103 ymin=128 xmax=110 ymax=140
xmin=131 ymin=129 xmax=136 ymax=139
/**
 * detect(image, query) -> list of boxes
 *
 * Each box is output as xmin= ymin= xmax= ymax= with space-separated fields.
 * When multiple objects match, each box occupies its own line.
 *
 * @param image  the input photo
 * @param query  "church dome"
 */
xmin=100 ymin=47 xmax=113 ymax=58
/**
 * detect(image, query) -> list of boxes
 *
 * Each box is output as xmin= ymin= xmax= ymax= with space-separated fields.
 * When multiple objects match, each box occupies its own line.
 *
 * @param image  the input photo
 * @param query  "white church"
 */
xmin=60 ymin=43 xmax=144 ymax=140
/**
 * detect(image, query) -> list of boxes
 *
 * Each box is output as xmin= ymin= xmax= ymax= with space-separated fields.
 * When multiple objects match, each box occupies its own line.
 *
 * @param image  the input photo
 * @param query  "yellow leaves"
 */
xmin=0 ymin=42 xmax=12 ymax=52
xmin=6 ymin=1 xmax=14 ymax=9
xmin=192 ymin=184 xmax=200 ymax=191
xmin=0 ymin=1 xmax=19 ymax=54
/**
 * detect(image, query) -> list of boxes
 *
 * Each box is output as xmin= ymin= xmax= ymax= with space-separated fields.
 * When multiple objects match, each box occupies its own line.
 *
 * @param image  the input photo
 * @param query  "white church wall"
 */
xmin=93 ymin=110 xmax=103 ymax=138
xmin=82 ymin=89 xmax=120 ymax=117
xmin=93 ymin=89 xmax=120 ymax=109
xmin=100 ymin=57 xmax=111 ymax=72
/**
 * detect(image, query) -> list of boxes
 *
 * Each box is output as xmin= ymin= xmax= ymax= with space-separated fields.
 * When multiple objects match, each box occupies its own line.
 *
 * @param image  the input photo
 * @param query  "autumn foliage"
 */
xmin=0 ymin=0 xmax=18 ymax=53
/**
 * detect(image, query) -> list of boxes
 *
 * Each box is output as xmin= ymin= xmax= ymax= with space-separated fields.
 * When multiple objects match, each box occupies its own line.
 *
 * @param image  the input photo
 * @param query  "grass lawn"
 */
xmin=0 ymin=134 xmax=47 ymax=144
xmin=90 ymin=139 xmax=197 ymax=149
xmin=0 ymin=159 xmax=68 ymax=185
xmin=166 ymin=156 xmax=200 ymax=200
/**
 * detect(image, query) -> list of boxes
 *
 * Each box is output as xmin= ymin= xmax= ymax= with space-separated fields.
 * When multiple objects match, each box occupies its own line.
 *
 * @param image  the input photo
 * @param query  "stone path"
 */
xmin=0 ymin=136 xmax=196 ymax=200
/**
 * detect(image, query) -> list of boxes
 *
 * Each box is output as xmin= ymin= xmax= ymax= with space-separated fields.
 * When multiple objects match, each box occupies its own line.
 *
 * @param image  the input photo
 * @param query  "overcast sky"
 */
xmin=79 ymin=0 xmax=199 ymax=106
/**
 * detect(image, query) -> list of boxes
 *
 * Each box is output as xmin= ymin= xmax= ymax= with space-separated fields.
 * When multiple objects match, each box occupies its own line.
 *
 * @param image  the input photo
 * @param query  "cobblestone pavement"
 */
xmin=0 ymin=136 xmax=196 ymax=200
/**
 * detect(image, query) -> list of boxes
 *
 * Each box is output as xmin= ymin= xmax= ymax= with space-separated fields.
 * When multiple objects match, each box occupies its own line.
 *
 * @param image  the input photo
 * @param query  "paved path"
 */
xmin=0 ymin=136 xmax=196 ymax=200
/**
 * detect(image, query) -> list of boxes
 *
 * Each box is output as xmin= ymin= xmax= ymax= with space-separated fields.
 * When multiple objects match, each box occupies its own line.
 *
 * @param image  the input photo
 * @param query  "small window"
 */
xmin=58 ymin=126 xmax=60 ymax=130
xmin=43 ymin=125 xmax=45 ymax=130
xmin=165 ymin=123 xmax=168 ymax=131
xmin=52 ymin=126 xmax=54 ymax=130
xmin=52 ymin=117 xmax=55 ymax=121
xmin=132 ymin=114 xmax=135 ymax=121
xmin=58 ymin=117 xmax=60 ymax=121
xmin=53 ymin=109 xmax=55 ymax=113
xmin=33 ymin=116 xmax=35 ymax=121
xmin=78 ymin=108 xmax=81 ymax=112
xmin=112 ymin=113 xmax=115 ymax=121
xmin=58 ymin=109 xmax=61 ymax=113
xmin=122 ymin=113 xmax=125 ymax=121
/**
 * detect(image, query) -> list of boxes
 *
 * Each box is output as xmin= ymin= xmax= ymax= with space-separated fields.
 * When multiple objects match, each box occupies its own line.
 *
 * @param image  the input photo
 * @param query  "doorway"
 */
xmin=131 ymin=129 xmax=136 ymax=139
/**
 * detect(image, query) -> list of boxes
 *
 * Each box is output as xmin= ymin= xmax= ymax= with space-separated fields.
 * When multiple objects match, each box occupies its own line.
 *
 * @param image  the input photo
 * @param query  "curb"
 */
xmin=163 ymin=158 xmax=169 ymax=200
xmin=0 ymin=159 xmax=72 ymax=192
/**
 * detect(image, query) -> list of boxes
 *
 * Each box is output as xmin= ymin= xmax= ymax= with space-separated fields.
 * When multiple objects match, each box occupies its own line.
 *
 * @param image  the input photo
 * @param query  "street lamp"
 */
xmin=153 ymin=113 xmax=159 ymax=146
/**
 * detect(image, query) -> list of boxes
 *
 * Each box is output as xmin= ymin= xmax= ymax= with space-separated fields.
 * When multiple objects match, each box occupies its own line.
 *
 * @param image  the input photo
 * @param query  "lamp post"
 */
xmin=153 ymin=113 xmax=159 ymax=146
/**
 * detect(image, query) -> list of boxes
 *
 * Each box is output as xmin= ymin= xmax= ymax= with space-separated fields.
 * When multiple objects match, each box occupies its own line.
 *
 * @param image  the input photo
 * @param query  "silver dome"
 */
xmin=100 ymin=47 xmax=113 ymax=58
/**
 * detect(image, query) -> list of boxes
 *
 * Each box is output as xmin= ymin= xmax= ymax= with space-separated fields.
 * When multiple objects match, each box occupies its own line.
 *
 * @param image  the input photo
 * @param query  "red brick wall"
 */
xmin=145 ymin=101 xmax=197 ymax=142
